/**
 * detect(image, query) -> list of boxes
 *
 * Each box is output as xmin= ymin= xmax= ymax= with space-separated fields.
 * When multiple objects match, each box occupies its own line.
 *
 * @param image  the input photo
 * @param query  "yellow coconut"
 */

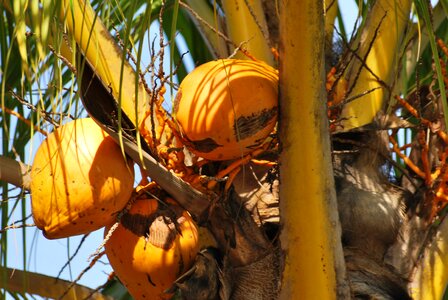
xmin=31 ymin=118 xmax=134 ymax=239
xmin=105 ymin=197 xmax=199 ymax=300
xmin=174 ymin=59 xmax=278 ymax=161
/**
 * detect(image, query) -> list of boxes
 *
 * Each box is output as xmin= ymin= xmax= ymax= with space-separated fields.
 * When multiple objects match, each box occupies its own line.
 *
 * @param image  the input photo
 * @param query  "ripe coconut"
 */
xmin=174 ymin=59 xmax=278 ymax=161
xmin=31 ymin=118 xmax=134 ymax=239
xmin=105 ymin=197 xmax=199 ymax=300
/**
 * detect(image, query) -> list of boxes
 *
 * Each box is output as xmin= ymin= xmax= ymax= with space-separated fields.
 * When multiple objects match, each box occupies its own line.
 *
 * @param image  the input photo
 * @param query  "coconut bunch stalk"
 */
xmin=337 ymin=0 xmax=412 ymax=130
xmin=59 ymin=0 xmax=150 ymax=137
xmin=59 ymin=0 xmax=148 ymax=122
xmin=220 ymin=0 xmax=274 ymax=65
xmin=408 ymin=217 xmax=448 ymax=299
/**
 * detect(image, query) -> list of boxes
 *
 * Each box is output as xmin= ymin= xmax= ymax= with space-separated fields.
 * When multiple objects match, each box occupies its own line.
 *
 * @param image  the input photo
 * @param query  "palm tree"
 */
xmin=1 ymin=0 xmax=448 ymax=299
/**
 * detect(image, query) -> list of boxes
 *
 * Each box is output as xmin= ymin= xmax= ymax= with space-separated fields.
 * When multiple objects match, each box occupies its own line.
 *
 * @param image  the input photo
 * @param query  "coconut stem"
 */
xmin=0 ymin=156 xmax=30 ymax=190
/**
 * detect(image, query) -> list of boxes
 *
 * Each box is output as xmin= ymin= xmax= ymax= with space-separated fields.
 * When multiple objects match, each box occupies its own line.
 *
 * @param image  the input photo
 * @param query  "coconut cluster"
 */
xmin=30 ymin=58 xmax=278 ymax=300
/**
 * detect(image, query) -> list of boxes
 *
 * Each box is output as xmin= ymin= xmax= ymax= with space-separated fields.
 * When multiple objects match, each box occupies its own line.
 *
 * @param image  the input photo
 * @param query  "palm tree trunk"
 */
xmin=278 ymin=0 xmax=348 ymax=298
